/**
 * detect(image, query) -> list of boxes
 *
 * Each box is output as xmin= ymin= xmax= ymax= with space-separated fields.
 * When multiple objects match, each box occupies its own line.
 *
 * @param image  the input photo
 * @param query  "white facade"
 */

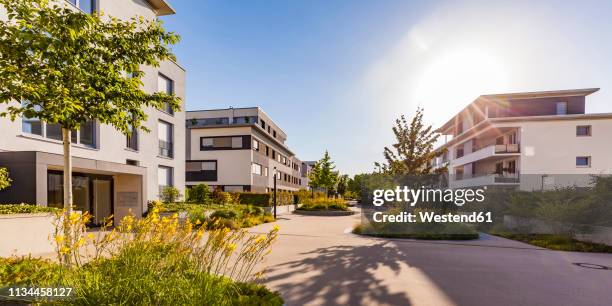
xmin=0 ymin=0 xmax=184 ymax=223
xmin=434 ymin=88 xmax=612 ymax=190
xmin=186 ymin=107 xmax=308 ymax=193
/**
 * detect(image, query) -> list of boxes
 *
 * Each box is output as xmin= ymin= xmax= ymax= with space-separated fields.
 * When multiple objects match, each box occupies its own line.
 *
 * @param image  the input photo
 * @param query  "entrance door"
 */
xmin=93 ymin=179 xmax=112 ymax=225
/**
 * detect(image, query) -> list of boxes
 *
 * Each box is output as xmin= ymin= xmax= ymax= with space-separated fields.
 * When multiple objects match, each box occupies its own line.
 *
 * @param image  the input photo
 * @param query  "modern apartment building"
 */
xmin=432 ymin=88 xmax=612 ymax=190
xmin=0 ymin=0 xmax=185 ymax=224
xmin=186 ymin=107 xmax=308 ymax=193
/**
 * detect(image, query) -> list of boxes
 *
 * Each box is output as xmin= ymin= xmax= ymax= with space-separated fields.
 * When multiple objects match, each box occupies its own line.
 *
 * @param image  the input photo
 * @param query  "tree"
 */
xmin=308 ymin=161 xmax=321 ymax=195
xmin=312 ymin=151 xmax=339 ymax=197
xmin=375 ymin=107 xmax=445 ymax=175
xmin=0 ymin=0 xmax=181 ymax=213
xmin=336 ymin=174 xmax=349 ymax=197
xmin=0 ymin=167 xmax=11 ymax=190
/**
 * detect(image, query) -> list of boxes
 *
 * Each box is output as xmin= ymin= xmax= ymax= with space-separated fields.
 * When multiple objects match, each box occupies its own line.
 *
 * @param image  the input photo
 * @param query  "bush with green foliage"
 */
xmin=237 ymin=192 xmax=271 ymax=206
xmin=298 ymin=198 xmax=349 ymax=211
xmin=187 ymin=183 xmax=212 ymax=204
xmin=160 ymin=186 xmax=182 ymax=203
xmin=0 ymin=247 xmax=283 ymax=305
xmin=0 ymin=167 xmax=11 ymax=190
xmin=0 ymin=204 xmax=60 ymax=215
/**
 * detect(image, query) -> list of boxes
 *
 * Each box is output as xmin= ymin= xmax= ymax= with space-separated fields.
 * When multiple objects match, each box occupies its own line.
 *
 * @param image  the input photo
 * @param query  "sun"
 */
xmin=413 ymin=46 xmax=510 ymax=115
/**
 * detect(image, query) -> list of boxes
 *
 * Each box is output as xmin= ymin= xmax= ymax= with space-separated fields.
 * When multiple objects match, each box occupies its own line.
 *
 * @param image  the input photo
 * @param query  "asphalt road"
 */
xmin=251 ymin=209 xmax=612 ymax=306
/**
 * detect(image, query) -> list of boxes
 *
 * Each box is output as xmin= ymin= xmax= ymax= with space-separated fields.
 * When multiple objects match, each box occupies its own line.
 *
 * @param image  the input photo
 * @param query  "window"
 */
xmin=266 ymin=146 xmax=269 ymax=156
xmin=576 ymin=125 xmax=591 ymax=136
xmin=272 ymin=150 xmax=276 ymax=159
xmin=158 ymin=73 xmax=174 ymax=115
xmin=21 ymin=101 xmax=42 ymax=136
xmin=126 ymin=159 xmax=139 ymax=166
xmin=576 ymin=156 xmax=591 ymax=167
xmin=158 ymin=166 xmax=173 ymax=194
xmin=252 ymin=138 xmax=260 ymax=151
xmin=200 ymin=136 xmax=248 ymax=150
xmin=261 ymin=119 xmax=266 ymax=129
xmin=186 ymin=160 xmax=217 ymax=181
xmin=188 ymin=117 xmax=229 ymax=127
xmin=202 ymin=161 xmax=216 ymax=170
xmin=252 ymin=163 xmax=262 ymax=175
xmin=46 ymin=123 xmax=62 ymax=140
xmin=79 ymin=120 xmax=96 ymax=147
xmin=158 ymin=120 xmax=173 ymax=158
xmin=556 ymin=102 xmax=567 ymax=115
xmin=68 ymin=0 xmax=95 ymax=14
xmin=267 ymin=126 xmax=271 ymax=133
xmin=201 ymin=138 xmax=214 ymax=148
xmin=231 ymin=137 xmax=242 ymax=148
xmin=234 ymin=116 xmax=257 ymax=124
xmin=273 ymin=130 xmax=276 ymax=138
xmin=264 ymin=167 xmax=269 ymax=177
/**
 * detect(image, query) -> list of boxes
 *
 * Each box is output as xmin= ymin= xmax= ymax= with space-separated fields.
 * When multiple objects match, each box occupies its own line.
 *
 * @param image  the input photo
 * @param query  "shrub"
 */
xmin=0 ymin=167 xmax=11 ymax=190
xmin=0 ymin=256 xmax=62 ymax=287
xmin=298 ymin=198 xmax=349 ymax=211
xmin=210 ymin=209 xmax=239 ymax=220
xmin=214 ymin=191 xmax=234 ymax=204
xmin=0 ymin=204 xmax=60 ymax=215
xmin=237 ymin=192 xmax=271 ymax=206
xmin=39 ymin=207 xmax=278 ymax=305
xmin=187 ymin=183 xmax=212 ymax=204
xmin=160 ymin=186 xmax=182 ymax=203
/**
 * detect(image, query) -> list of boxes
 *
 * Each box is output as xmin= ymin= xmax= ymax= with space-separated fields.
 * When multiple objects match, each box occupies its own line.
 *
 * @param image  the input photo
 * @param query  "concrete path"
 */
xmin=250 ymin=209 xmax=612 ymax=306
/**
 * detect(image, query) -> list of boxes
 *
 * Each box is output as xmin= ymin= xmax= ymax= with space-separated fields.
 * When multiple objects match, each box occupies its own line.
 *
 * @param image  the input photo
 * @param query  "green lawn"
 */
xmin=492 ymin=233 xmax=612 ymax=253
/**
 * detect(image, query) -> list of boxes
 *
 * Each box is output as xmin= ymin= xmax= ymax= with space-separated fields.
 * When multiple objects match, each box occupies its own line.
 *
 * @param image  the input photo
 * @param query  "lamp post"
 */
xmin=273 ymin=167 xmax=277 ymax=219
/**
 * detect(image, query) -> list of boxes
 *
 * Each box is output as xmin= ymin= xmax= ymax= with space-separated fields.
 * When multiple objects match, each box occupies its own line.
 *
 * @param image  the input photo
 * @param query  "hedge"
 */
xmin=237 ymin=193 xmax=271 ymax=206
xmin=0 ymin=204 xmax=60 ymax=215
xmin=235 ymin=192 xmax=295 ymax=207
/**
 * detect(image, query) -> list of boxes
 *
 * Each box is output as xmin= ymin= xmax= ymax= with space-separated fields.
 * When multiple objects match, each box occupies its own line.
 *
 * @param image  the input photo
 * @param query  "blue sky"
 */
xmin=161 ymin=0 xmax=612 ymax=175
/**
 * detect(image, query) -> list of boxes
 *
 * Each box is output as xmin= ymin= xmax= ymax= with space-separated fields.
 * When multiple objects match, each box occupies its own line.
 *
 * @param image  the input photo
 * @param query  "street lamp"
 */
xmin=273 ymin=167 xmax=277 ymax=219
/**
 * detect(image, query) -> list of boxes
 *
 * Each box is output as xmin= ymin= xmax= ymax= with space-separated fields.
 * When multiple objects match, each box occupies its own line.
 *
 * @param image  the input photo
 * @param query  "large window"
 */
xmin=187 ymin=117 xmax=229 ymax=127
xmin=252 ymin=163 xmax=262 ymax=176
xmin=158 ymin=73 xmax=174 ymax=115
xmin=158 ymin=120 xmax=173 ymax=158
xmin=556 ymin=102 xmax=568 ymax=115
xmin=22 ymin=102 xmax=42 ymax=136
xmin=231 ymin=137 xmax=242 ymax=148
xmin=200 ymin=136 xmax=249 ymax=150
xmin=233 ymin=116 xmax=258 ymax=124
xmin=158 ymin=166 xmax=173 ymax=190
xmin=67 ymin=0 xmax=95 ymax=14
xmin=186 ymin=160 xmax=217 ymax=182
xmin=22 ymin=102 xmax=96 ymax=147
xmin=252 ymin=138 xmax=260 ymax=151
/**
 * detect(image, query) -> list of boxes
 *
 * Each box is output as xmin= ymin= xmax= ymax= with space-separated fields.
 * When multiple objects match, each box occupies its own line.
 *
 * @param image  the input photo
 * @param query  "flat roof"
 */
xmin=147 ymin=0 xmax=175 ymax=16
xmin=437 ymin=88 xmax=600 ymax=133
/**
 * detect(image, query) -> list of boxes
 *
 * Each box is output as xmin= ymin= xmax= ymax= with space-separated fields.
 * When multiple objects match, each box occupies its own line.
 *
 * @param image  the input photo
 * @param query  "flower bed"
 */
xmin=0 ymin=209 xmax=283 ymax=305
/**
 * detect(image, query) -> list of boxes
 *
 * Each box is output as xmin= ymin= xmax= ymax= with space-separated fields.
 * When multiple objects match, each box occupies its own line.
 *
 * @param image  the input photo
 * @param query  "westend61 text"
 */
xmin=372 ymin=211 xmax=493 ymax=223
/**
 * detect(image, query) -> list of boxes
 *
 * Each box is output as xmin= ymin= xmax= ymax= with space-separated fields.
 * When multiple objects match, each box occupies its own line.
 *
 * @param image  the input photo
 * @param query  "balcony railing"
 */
xmin=494 ymin=143 xmax=520 ymax=153
xmin=159 ymin=140 xmax=173 ymax=158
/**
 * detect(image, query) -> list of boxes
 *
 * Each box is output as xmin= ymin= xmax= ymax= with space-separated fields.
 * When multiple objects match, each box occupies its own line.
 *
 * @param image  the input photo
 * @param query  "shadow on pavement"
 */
xmin=265 ymin=242 xmax=412 ymax=306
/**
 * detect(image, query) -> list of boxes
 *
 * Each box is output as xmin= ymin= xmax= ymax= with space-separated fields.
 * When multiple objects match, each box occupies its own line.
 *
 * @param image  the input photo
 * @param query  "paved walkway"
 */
xmin=250 ymin=209 xmax=612 ymax=306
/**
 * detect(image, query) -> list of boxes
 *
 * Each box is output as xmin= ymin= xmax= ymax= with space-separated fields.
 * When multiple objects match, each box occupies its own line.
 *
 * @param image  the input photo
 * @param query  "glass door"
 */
xmin=93 ymin=179 xmax=112 ymax=225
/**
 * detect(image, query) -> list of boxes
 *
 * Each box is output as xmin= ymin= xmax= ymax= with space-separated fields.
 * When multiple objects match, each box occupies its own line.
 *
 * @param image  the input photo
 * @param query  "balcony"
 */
xmin=452 ymin=143 xmax=520 ymax=167
xmin=494 ymin=144 xmax=520 ymax=154
xmin=451 ymin=172 xmax=520 ymax=188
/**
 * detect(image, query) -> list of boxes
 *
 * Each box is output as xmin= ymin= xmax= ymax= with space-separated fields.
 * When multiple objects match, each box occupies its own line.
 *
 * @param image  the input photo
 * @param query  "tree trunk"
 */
xmin=62 ymin=128 xmax=73 ymax=213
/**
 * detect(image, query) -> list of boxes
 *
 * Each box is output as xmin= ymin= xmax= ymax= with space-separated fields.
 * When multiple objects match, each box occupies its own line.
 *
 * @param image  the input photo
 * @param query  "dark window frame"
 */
xmin=576 ymin=125 xmax=592 ymax=137
xmin=186 ymin=160 xmax=218 ymax=182
xmin=199 ymin=135 xmax=251 ymax=151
